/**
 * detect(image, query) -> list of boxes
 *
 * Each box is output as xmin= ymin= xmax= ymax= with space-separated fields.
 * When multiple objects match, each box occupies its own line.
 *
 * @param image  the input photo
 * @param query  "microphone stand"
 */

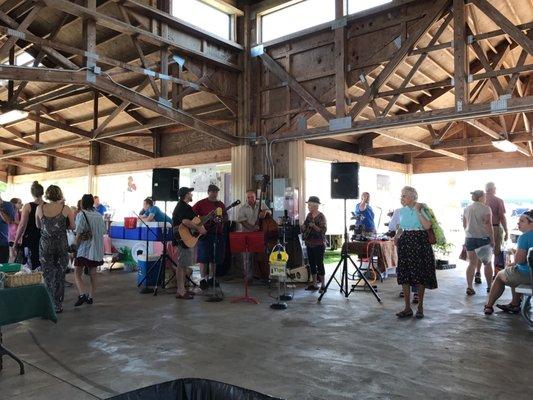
xmin=206 ymin=211 xmax=224 ymax=302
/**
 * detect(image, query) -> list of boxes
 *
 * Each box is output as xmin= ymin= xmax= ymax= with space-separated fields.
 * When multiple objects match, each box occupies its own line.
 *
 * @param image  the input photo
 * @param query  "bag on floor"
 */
xmin=286 ymin=265 xmax=310 ymax=283
xmin=475 ymin=244 xmax=493 ymax=264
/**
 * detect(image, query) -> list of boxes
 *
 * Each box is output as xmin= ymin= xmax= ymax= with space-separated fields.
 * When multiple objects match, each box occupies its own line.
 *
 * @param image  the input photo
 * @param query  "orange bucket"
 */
xmin=124 ymin=217 xmax=138 ymax=229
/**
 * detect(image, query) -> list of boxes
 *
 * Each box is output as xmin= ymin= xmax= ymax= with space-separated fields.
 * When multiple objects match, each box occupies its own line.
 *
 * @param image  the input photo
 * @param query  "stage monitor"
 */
xmin=152 ymin=168 xmax=180 ymax=201
xmin=331 ymin=162 xmax=359 ymax=199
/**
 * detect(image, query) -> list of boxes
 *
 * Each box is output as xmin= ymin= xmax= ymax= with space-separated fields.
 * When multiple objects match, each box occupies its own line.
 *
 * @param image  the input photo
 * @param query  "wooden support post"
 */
xmin=83 ymin=0 xmax=97 ymax=75
xmin=46 ymin=156 xmax=54 ymax=172
xmin=153 ymin=130 xmax=162 ymax=158
xmin=334 ymin=0 xmax=347 ymax=118
xmin=7 ymin=47 xmax=14 ymax=103
xmin=454 ymin=0 xmax=468 ymax=112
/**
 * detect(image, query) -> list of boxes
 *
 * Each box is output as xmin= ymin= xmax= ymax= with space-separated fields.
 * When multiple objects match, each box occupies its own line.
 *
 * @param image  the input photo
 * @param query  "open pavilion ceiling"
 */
xmin=0 ymin=0 xmax=531 ymax=175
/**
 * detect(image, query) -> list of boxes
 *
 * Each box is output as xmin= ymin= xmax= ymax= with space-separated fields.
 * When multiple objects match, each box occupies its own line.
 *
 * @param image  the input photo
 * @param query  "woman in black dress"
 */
xmin=14 ymin=181 xmax=44 ymax=270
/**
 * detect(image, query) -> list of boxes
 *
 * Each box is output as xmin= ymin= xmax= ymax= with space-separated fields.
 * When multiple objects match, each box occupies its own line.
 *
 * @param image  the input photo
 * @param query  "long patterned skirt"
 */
xmin=397 ymin=230 xmax=438 ymax=289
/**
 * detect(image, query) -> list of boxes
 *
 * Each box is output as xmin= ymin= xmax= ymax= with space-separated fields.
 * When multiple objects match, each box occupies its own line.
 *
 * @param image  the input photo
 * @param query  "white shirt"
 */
xmin=76 ymin=210 xmax=106 ymax=261
xmin=236 ymin=201 xmax=269 ymax=232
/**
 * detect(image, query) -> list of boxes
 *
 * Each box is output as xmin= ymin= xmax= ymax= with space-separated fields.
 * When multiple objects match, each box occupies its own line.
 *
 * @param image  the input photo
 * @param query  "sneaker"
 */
xmin=199 ymin=279 xmax=209 ymax=290
xmin=474 ymin=272 xmax=482 ymax=284
xmin=86 ymin=297 xmax=94 ymax=305
xmin=74 ymin=294 xmax=87 ymax=307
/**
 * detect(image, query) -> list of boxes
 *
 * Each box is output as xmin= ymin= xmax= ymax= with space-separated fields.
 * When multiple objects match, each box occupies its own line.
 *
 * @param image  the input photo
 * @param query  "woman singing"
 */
xmin=303 ymin=196 xmax=327 ymax=293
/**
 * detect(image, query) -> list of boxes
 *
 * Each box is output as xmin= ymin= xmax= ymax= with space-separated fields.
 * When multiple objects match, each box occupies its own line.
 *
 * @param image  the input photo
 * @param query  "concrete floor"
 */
xmin=1 ymin=261 xmax=532 ymax=400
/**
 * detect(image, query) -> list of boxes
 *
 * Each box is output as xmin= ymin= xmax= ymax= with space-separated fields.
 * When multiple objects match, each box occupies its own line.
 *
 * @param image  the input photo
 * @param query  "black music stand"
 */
xmin=206 ymin=214 xmax=224 ymax=302
xmin=318 ymin=199 xmax=381 ymax=303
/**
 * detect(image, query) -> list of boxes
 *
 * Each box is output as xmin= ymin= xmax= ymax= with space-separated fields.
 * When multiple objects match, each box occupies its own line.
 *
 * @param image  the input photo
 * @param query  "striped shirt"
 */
xmin=75 ymin=210 xmax=106 ymax=261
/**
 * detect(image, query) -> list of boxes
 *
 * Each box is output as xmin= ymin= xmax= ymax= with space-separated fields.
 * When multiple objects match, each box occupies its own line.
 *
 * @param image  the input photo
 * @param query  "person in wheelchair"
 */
xmin=484 ymin=210 xmax=533 ymax=315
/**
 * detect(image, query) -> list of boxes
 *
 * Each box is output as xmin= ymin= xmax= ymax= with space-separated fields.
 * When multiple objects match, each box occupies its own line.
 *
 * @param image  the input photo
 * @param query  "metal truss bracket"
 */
xmin=490 ymin=94 xmax=511 ymax=113
xmin=331 ymin=18 xmax=347 ymax=30
xmin=393 ymin=36 xmax=402 ymax=49
xmin=251 ymin=45 xmax=264 ymax=57
xmin=172 ymin=55 xmax=186 ymax=69
xmin=329 ymin=117 xmax=352 ymax=131
xmin=158 ymin=98 xmax=172 ymax=108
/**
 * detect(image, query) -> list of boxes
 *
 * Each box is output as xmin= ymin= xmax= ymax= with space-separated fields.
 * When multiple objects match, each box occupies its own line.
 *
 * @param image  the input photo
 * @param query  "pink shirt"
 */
xmin=485 ymin=193 xmax=505 ymax=225
xmin=8 ymin=210 xmax=20 ymax=243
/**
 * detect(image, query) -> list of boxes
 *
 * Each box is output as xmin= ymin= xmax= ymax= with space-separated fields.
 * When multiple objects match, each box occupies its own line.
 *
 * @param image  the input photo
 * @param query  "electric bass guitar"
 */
xmin=177 ymin=200 xmax=240 ymax=248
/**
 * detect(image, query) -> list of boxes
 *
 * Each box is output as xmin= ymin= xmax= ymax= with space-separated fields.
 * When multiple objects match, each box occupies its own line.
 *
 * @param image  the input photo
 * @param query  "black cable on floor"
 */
xmin=27 ymin=329 xmax=118 ymax=399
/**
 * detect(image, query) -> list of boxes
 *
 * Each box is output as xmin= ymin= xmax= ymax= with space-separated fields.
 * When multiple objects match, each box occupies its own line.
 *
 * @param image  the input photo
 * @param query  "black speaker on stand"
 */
xmin=318 ymin=162 xmax=381 ymax=303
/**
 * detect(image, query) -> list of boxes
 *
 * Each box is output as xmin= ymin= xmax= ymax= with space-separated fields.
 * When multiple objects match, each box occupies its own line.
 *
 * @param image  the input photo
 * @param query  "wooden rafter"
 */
xmin=258 ymin=52 xmax=334 ymax=121
xmin=471 ymin=0 xmax=533 ymax=56
xmin=348 ymin=0 xmax=451 ymax=120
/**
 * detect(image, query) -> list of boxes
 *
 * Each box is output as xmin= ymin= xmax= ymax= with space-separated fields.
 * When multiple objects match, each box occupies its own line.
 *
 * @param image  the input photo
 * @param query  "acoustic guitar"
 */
xmin=177 ymin=200 xmax=240 ymax=248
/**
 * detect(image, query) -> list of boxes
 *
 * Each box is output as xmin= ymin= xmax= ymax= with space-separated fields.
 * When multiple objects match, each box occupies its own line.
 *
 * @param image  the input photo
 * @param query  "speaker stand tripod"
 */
xmin=318 ymin=199 xmax=381 ymax=303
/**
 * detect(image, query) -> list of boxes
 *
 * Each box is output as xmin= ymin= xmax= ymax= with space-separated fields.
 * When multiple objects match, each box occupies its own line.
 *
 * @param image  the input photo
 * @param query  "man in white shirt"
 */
xmin=236 ymin=190 xmax=271 ymax=280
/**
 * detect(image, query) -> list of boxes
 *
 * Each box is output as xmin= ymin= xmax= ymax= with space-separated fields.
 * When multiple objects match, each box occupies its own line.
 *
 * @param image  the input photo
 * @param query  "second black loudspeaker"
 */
xmin=152 ymin=168 xmax=180 ymax=201
xmin=331 ymin=162 xmax=359 ymax=199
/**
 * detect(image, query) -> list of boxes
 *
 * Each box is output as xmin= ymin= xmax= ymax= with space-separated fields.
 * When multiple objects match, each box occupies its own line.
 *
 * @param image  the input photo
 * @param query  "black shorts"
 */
xmin=465 ymin=237 xmax=490 ymax=252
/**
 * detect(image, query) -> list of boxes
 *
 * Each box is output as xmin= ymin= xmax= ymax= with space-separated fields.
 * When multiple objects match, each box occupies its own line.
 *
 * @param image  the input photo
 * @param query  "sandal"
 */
xmin=484 ymin=305 xmax=494 ymax=315
xmin=466 ymin=288 xmax=476 ymax=296
xmin=412 ymin=293 xmax=419 ymax=304
xmin=396 ymin=309 xmax=413 ymax=318
xmin=175 ymin=293 xmax=194 ymax=300
xmin=415 ymin=308 xmax=424 ymax=319
xmin=496 ymin=303 xmax=521 ymax=314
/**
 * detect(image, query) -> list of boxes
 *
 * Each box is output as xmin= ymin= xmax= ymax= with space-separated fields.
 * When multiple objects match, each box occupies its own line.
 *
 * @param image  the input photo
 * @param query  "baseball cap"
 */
xmin=178 ymin=187 xmax=194 ymax=198
xmin=207 ymin=184 xmax=220 ymax=192
xmin=470 ymin=190 xmax=484 ymax=200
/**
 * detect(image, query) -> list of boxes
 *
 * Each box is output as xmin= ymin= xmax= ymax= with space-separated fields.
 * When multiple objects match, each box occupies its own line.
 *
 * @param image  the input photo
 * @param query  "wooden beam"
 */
xmin=471 ymin=0 xmax=533 ymax=56
xmin=366 ymin=132 xmax=533 ymax=155
xmin=375 ymin=129 xmax=465 ymax=160
xmin=40 ymin=0 xmax=241 ymax=71
xmin=99 ymin=138 xmax=154 ymax=158
xmin=258 ymin=52 xmax=334 ymax=121
xmin=305 ymin=143 xmax=407 ymax=174
xmin=382 ymin=12 xmax=453 ymax=116
xmin=349 ymin=0 xmax=451 ymax=120
xmin=453 ymin=0 xmax=468 ymax=112
xmin=269 ymin=95 xmax=533 ymax=141
xmin=92 ymin=76 xmax=239 ymax=144
xmin=0 ymin=159 xmax=47 ymax=172
xmin=334 ymin=0 xmax=347 ymax=118
xmin=0 ymin=5 xmax=41 ymax=61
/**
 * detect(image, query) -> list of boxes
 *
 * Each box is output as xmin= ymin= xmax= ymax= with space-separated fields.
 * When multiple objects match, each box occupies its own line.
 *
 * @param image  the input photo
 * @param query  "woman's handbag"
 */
xmin=426 ymin=227 xmax=437 ymax=245
xmin=459 ymin=245 xmax=467 ymax=261
xmin=79 ymin=211 xmax=92 ymax=241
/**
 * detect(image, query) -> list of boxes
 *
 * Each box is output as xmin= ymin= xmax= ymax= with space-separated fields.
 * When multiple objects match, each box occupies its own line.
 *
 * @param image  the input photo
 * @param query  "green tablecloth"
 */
xmin=0 ymin=284 xmax=57 ymax=326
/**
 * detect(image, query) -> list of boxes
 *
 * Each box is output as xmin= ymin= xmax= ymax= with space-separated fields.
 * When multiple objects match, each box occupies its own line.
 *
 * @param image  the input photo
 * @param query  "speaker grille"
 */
xmin=331 ymin=162 xmax=359 ymax=199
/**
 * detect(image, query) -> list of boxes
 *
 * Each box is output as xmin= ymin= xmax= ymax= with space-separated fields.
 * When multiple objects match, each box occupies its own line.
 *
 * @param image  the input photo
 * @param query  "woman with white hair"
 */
xmin=394 ymin=186 xmax=437 ymax=319
xmin=302 ymin=196 xmax=327 ymax=292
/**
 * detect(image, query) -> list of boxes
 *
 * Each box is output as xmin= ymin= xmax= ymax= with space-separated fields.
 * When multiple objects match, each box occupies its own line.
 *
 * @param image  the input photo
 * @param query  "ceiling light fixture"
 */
xmin=492 ymin=139 xmax=518 ymax=153
xmin=0 ymin=109 xmax=29 ymax=125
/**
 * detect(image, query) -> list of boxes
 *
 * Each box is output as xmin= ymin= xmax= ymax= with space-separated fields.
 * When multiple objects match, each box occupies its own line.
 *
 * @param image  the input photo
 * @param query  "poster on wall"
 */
xmin=376 ymin=174 xmax=390 ymax=192
xmin=191 ymin=167 xmax=221 ymax=193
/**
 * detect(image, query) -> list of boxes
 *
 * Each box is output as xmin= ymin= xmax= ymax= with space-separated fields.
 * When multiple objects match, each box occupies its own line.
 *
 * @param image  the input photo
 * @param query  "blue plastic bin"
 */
xmin=124 ymin=227 xmax=141 ymax=240
xmin=109 ymin=225 xmax=124 ymax=239
xmin=136 ymin=256 xmax=161 ymax=287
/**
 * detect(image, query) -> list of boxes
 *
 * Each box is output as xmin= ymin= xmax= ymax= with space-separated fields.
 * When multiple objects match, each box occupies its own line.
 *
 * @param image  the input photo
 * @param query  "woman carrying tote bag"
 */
xmin=73 ymin=194 xmax=106 ymax=307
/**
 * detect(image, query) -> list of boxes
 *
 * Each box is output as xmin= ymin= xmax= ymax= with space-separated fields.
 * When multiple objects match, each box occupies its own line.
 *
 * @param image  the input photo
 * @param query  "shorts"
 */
xmin=197 ymin=233 xmax=225 ymax=264
xmin=465 ymin=237 xmax=490 ymax=252
xmin=74 ymin=257 xmax=104 ymax=269
xmin=503 ymin=266 xmax=531 ymax=288
xmin=176 ymin=246 xmax=196 ymax=268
